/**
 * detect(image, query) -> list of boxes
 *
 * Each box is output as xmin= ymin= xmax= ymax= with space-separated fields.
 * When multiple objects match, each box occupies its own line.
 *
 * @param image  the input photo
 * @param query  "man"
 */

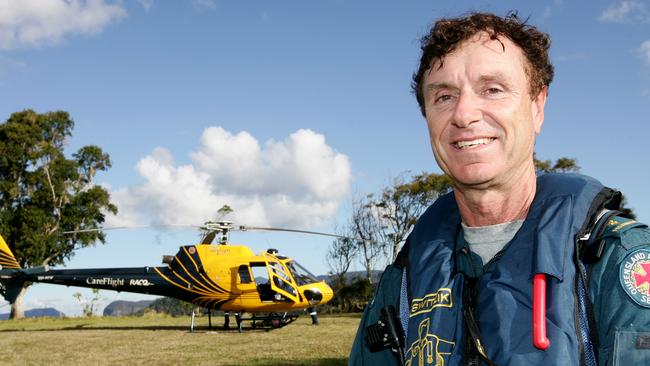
xmin=350 ymin=12 xmax=650 ymax=366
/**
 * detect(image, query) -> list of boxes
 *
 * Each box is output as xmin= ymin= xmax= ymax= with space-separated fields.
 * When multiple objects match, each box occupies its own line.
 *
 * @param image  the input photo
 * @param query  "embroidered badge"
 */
xmin=620 ymin=248 xmax=650 ymax=308
xmin=404 ymin=318 xmax=455 ymax=366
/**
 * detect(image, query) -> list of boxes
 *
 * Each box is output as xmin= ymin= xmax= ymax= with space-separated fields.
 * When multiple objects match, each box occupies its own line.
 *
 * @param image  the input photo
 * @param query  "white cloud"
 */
xmin=598 ymin=1 xmax=650 ymax=23
xmin=107 ymin=128 xmax=352 ymax=229
xmin=0 ymin=0 xmax=126 ymax=50
xmin=640 ymin=40 xmax=650 ymax=65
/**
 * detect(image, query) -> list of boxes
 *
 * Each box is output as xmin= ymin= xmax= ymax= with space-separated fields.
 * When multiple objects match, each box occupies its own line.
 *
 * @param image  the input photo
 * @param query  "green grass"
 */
xmin=0 ymin=313 xmax=362 ymax=365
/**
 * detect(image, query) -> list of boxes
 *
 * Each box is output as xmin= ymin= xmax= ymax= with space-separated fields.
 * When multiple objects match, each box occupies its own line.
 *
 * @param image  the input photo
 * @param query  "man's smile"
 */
xmin=452 ymin=137 xmax=496 ymax=150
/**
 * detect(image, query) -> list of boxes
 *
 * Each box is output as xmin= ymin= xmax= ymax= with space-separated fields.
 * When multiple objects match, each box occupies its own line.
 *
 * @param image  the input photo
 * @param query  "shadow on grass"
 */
xmin=226 ymin=358 xmax=347 ymax=366
xmin=0 ymin=324 xmax=274 ymax=333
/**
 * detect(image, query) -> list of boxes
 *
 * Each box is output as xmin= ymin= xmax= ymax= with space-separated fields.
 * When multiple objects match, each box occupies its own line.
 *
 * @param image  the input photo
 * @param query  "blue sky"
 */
xmin=1 ymin=0 xmax=649 ymax=316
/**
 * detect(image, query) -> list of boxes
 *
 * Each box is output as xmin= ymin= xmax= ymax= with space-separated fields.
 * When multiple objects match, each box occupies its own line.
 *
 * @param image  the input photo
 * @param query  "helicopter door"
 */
xmin=262 ymin=253 xmax=300 ymax=303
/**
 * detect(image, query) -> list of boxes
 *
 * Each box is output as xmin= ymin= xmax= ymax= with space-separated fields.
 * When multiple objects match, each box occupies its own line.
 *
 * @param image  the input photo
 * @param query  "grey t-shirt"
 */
xmin=462 ymin=220 xmax=524 ymax=264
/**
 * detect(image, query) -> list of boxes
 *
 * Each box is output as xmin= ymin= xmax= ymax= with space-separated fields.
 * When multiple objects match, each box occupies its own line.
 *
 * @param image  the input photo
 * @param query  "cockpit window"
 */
xmin=286 ymin=261 xmax=318 ymax=286
xmin=268 ymin=261 xmax=296 ymax=296
xmin=238 ymin=264 xmax=252 ymax=284
xmin=268 ymin=261 xmax=291 ymax=283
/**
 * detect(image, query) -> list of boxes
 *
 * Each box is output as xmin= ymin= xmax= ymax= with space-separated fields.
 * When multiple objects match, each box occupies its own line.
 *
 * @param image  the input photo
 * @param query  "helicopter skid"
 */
xmin=250 ymin=312 xmax=299 ymax=329
xmin=228 ymin=312 xmax=299 ymax=330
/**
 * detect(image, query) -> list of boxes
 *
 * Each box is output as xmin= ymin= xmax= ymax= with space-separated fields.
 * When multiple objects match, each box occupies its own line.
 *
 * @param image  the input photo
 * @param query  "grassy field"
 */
xmin=0 ymin=313 xmax=361 ymax=365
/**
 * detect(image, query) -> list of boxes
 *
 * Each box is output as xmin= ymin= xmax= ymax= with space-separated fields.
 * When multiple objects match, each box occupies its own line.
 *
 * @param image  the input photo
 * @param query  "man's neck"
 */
xmin=454 ymin=167 xmax=537 ymax=227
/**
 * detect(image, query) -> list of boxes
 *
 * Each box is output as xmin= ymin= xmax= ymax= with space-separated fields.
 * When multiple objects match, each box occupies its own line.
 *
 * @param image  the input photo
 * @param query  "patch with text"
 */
xmin=410 ymin=288 xmax=452 ymax=317
xmin=620 ymin=248 xmax=650 ymax=308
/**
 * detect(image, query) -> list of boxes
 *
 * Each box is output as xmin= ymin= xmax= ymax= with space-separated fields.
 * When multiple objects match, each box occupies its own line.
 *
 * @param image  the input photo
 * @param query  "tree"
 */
xmin=330 ymin=277 xmax=374 ymax=313
xmin=534 ymin=154 xmax=635 ymax=218
xmin=534 ymin=153 xmax=580 ymax=173
xmin=0 ymin=110 xmax=117 ymax=318
xmin=326 ymin=231 xmax=358 ymax=289
xmin=349 ymin=195 xmax=385 ymax=284
xmin=73 ymin=288 xmax=103 ymax=317
xmin=216 ymin=204 xmax=233 ymax=220
xmin=335 ymin=173 xmax=452 ymax=281
xmin=374 ymin=173 xmax=452 ymax=262
xmin=144 ymin=297 xmax=195 ymax=316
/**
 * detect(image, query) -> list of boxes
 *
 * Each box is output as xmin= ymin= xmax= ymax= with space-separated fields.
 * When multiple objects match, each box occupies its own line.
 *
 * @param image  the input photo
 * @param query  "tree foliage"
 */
xmin=327 ymin=277 xmax=374 ymax=313
xmin=326 ymin=232 xmax=358 ymax=288
xmin=327 ymin=172 xmax=452 ymax=284
xmin=374 ymin=173 xmax=452 ymax=262
xmin=144 ymin=297 xmax=195 ymax=316
xmin=73 ymin=288 xmax=103 ymax=317
xmin=534 ymin=154 xmax=636 ymax=218
xmin=534 ymin=153 xmax=580 ymax=174
xmin=349 ymin=195 xmax=384 ymax=283
xmin=0 ymin=109 xmax=117 ymax=317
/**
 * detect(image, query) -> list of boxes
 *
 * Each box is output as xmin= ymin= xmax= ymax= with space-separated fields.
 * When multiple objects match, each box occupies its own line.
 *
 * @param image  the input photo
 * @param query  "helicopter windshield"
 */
xmin=286 ymin=261 xmax=319 ymax=286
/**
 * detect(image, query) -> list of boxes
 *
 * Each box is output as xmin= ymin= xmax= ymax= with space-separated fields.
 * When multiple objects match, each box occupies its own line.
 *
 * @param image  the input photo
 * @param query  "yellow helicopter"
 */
xmin=0 ymin=221 xmax=336 ymax=332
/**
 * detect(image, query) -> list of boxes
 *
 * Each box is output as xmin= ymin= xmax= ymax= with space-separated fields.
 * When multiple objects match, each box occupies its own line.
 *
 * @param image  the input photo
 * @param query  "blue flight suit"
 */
xmin=349 ymin=174 xmax=650 ymax=365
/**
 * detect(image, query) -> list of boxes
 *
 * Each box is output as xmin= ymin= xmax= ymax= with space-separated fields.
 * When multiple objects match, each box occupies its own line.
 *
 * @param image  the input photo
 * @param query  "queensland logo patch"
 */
xmin=620 ymin=248 xmax=650 ymax=308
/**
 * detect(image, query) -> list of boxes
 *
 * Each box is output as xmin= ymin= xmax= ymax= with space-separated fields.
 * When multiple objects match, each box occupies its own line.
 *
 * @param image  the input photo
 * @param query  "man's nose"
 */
xmin=452 ymin=91 xmax=481 ymax=128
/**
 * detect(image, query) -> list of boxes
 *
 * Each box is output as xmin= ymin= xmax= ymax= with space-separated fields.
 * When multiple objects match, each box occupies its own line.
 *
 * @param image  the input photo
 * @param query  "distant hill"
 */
xmin=103 ymin=300 xmax=155 ymax=316
xmin=0 ymin=307 xmax=65 ymax=320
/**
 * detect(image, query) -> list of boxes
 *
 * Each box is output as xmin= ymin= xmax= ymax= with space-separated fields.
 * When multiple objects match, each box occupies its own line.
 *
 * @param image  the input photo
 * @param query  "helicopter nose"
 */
xmin=303 ymin=284 xmax=334 ymax=305
xmin=322 ymin=286 xmax=334 ymax=304
xmin=304 ymin=289 xmax=324 ymax=305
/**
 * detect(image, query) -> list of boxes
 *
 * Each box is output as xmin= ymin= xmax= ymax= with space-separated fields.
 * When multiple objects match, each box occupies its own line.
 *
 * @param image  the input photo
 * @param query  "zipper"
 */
xmin=459 ymin=247 xmax=499 ymax=366
xmin=483 ymin=250 xmax=505 ymax=271
xmin=573 ymin=259 xmax=588 ymax=366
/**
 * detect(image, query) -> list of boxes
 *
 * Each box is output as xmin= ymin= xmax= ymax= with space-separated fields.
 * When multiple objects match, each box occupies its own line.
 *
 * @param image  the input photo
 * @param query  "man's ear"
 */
xmin=532 ymin=86 xmax=547 ymax=134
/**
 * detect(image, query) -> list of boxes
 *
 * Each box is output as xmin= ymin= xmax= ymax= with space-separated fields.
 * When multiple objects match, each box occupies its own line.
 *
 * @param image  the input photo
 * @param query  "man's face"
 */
xmin=422 ymin=33 xmax=546 ymax=189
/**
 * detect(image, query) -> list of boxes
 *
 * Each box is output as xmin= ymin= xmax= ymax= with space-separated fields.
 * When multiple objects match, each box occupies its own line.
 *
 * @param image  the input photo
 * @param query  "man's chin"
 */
xmin=449 ymin=169 xmax=497 ymax=189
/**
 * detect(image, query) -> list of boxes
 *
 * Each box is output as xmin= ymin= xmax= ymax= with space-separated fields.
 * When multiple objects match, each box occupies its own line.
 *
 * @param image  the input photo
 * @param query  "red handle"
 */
xmin=533 ymin=273 xmax=550 ymax=350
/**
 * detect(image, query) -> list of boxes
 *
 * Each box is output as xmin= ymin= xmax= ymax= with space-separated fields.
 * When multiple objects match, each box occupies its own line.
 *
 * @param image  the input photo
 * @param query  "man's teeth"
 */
xmin=455 ymin=138 xmax=494 ymax=149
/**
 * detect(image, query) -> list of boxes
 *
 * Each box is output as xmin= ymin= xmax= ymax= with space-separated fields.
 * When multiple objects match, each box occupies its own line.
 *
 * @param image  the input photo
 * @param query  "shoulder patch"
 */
xmin=620 ymin=248 xmax=650 ymax=308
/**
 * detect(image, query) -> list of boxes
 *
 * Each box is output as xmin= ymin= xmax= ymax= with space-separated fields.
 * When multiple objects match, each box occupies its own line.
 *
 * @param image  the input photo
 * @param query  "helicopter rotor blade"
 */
xmin=63 ymin=222 xmax=362 ymax=245
xmin=236 ymin=226 xmax=348 ymax=239
xmin=62 ymin=224 xmax=199 ymax=235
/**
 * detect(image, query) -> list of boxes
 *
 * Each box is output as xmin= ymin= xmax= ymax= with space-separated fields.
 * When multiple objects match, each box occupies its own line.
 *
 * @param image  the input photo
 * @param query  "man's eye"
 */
xmin=435 ymin=94 xmax=453 ymax=103
xmin=485 ymin=87 xmax=503 ymax=95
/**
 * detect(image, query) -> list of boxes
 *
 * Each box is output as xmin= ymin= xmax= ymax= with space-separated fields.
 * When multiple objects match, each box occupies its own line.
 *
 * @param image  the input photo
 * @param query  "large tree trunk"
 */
xmin=9 ymin=286 xmax=27 ymax=319
xmin=365 ymin=262 xmax=373 ymax=284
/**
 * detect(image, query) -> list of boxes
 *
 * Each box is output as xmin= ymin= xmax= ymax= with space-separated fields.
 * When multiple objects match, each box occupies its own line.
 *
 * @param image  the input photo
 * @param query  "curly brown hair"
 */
xmin=412 ymin=12 xmax=554 ymax=116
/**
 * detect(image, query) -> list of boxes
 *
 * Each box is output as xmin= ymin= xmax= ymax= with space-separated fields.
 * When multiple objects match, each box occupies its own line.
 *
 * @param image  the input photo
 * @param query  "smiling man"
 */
xmin=350 ymin=12 xmax=650 ymax=366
